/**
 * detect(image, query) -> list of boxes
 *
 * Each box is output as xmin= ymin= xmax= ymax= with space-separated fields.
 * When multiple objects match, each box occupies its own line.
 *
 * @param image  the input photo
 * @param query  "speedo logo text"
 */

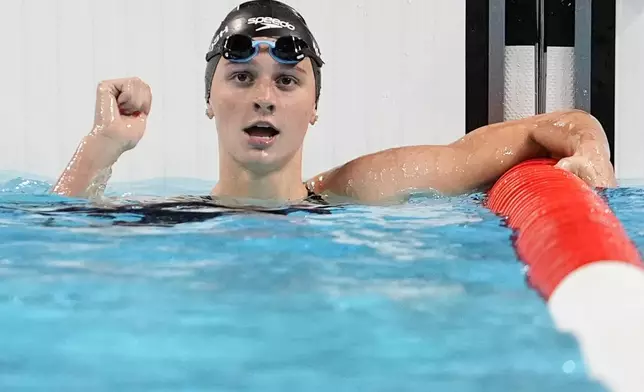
xmin=247 ymin=17 xmax=296 ymax=31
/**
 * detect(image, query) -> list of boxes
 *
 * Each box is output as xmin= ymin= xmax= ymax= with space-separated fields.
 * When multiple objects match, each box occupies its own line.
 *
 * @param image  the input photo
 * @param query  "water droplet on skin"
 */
xmin=401 ymin=164 xmax=415 ymax=179
xmin=345 ymin=179 xmax=355 ymax=196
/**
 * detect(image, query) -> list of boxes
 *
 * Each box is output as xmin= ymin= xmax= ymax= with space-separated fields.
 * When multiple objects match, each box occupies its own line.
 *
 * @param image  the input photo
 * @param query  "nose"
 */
xmin=252 ymin=77 xmax=276 ymax=114
xmin=253 ymin=100 xmax=275 ymax=114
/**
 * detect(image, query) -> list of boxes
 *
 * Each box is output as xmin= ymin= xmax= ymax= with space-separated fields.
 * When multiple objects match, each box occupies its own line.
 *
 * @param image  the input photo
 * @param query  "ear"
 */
xmin=205 ymin=102 xmax=214 ymax=119
xmin=309 ymin=109 xmax=318 ymax=126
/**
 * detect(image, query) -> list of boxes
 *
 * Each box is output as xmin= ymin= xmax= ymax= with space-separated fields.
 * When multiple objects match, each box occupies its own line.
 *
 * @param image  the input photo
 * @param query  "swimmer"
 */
xmin=51 ymin=0 xmax=616 ymax=205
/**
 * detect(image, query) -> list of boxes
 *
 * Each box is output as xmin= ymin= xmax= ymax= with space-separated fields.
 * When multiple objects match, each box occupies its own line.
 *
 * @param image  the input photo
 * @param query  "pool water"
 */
xmin=3 ymin=176 xmax=643 ymax=391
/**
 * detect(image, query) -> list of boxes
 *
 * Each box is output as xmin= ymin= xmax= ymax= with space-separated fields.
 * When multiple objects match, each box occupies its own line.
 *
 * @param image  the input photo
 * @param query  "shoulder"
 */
xmin=306 ymin=146 xmax=445 ymax=202
xmin=305 ymin=149 xmax=390 ymax=191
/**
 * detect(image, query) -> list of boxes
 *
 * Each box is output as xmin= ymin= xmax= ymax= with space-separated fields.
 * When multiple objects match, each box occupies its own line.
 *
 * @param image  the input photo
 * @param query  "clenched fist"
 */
xmin=91 ymin=77 xmax=152 ymax=152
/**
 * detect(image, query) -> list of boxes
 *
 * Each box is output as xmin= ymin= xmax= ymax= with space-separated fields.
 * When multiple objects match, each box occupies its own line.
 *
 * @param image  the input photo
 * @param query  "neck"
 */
xmin=212 ymin=152 xmax=308 ymax=202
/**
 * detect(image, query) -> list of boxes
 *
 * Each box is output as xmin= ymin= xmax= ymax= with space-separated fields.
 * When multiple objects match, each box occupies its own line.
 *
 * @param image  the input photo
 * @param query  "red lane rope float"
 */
xmin=485 ymin=158 xmax=643 ymax=299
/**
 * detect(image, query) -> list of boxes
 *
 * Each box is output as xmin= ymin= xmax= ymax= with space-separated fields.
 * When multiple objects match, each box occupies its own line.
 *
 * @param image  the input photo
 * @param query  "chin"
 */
xmin=241 ymin=147 xmax=303 ymax=174
xmin=236 ymin=150 xmax=285 ymax=174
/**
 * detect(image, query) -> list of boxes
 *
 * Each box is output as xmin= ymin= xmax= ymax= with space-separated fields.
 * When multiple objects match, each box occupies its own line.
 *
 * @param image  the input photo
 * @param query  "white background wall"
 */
xmin=0 ymin=0 xmax=466 ymax=186
xmin=1 ymin=0 xmax=641 ymax=187
xmin=615 ymin=0 xmax=644 ymax=181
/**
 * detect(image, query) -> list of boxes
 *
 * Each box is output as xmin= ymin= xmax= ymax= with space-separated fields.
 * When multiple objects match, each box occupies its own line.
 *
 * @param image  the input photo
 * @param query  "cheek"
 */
xmin=284 ymin=105 xmax=314 ymax=141
xmin=214 ymin=91 xmax=239 ymax=114
xmin=212 ymin=93 xmax=245 ymax=127
xmin=287 ymin=93 xmax=315 ymax=125
xmin=298 ymin=103 xmax=315 ymax=128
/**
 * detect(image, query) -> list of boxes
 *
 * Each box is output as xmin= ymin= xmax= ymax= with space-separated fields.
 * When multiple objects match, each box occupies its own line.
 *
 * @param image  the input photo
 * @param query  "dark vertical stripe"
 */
xmin=488 ymin=0 xmax=506 ymax=125
xmin=466 ymin=0 xmax=489 ymax=133
xmin=506 ymin=0 xmax=538 ymax=114
xmin=541 ymin=0 xmax=575 ymax=114
xmin=545 ymin=0 xmax=575 ymax=47
xmin=505 ymin=0 xmax=537 ymax=45
xmin=591 ymin=0 xmax=616 ymax=165
xmin=537 ymin=0 xmax=546 ymax=113
xmin=574 ymin=0 xmax=592 ymax=111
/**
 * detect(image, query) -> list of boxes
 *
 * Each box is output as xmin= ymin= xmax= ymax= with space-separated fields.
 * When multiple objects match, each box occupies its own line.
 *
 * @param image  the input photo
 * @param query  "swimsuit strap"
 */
xmin=304 ymin=182 xmax=328 ymax=205
xmin=200 ymin=184 xmax=328 ymax=206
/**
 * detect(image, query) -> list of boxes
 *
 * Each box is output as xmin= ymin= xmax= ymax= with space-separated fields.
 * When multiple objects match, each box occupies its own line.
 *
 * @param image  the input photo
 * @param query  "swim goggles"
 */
xmin=206 ymin=34 xmax=324 ymax=67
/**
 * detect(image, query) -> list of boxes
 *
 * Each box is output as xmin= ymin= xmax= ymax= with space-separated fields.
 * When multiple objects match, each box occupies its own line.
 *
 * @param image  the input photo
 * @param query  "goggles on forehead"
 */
xmin=206 ymin=34 xmax=323 ymax=67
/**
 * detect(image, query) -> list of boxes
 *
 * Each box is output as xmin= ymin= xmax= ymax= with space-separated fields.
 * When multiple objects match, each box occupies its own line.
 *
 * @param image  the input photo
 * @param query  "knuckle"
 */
xmin=96 ymin=81 xmax=110 ymax=92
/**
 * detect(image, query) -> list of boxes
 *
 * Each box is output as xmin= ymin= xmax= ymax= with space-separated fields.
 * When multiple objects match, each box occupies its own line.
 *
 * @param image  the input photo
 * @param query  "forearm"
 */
xmin=444 ymin=115 xmax=548 ymax=193
xmin=316 ymin=120 xmax=546 ymax=200
xmin=447 ymin=110 xmax=610 ymax=192
xmin=51 ymin=134 xmax=123 ymax=198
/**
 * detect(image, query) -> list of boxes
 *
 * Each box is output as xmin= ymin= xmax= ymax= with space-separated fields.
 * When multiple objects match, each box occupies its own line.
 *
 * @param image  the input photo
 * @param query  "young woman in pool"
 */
xmin=52 ymin=0 xmax=616 ymax=204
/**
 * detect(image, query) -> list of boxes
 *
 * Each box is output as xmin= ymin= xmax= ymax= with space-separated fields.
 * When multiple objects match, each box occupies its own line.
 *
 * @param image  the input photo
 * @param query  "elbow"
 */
xmin=562 ymin=109 xmax=603 ymax=130
xmin=537 ymin=109 xmax=606 ymax=140
xmin=545 ymin=108 xmax=597 ymax=123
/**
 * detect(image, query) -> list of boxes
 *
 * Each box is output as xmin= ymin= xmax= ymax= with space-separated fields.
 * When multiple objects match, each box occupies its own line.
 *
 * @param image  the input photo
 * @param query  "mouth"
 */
xmin=243 ymin=121 xmax=280 ymax=147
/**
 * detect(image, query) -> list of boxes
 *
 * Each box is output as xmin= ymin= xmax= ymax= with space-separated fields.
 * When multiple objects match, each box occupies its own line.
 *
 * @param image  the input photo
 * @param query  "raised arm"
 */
xmin=310 ymin=110 xmax=615 ymax=202
xmin=51 ymin=77 xmax=152 ymax=198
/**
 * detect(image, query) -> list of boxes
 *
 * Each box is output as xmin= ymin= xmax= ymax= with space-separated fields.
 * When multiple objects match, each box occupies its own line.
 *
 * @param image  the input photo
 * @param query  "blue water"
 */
xmin=3 ymin=176 xmax=643 ymax=391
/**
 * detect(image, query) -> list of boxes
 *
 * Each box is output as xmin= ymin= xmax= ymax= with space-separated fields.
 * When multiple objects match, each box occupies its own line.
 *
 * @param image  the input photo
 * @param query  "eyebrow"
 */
xmin=222 ymin=61 xmax=246 ymax=70
xmin=287 ymin=64 xmax=308 ymax=76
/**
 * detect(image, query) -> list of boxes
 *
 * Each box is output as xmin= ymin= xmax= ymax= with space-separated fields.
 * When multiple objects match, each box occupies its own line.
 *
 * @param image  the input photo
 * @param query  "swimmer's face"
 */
xmin=207 ymin=39 xmax=317 ymax=174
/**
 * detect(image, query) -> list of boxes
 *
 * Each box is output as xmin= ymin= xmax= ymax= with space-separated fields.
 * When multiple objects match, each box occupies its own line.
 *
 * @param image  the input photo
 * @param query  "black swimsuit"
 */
xmin=32 ymin=184 xmax=332 ymax=227
xmin=303 ymin=182 xmax=328 ymax=205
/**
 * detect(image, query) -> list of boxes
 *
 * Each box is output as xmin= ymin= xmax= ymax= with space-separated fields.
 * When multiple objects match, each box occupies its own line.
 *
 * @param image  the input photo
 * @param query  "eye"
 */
xmin=231 ymin=72 xmax=254 ymax=85
xmin=276 ymin=75 xmax=298 ymax=87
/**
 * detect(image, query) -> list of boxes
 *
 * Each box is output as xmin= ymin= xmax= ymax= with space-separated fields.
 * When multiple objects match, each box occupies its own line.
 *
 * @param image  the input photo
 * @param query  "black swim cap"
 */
xmin=204 ymin=0 xmax=323 ymax=106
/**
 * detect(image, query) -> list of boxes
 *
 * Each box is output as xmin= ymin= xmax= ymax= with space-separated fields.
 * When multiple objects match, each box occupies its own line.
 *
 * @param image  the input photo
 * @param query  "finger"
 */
xmin=117 ymin=78 xmax=151 ymax=117
xmin=141 ymin=87 xmax=152 ymax=117
xmin=95 ymin=80 xmax=122 ymax=126
xmin=132 ymin=78 xmax=152 ymax=116
xmin=555 ymin=157 xmax=597 ymax=187
xmin=554 ymin=157 xmax=575 ymax=173
xmin=116 ymin=90 xmax=134 ymax=113
xmin=117 ymin=99 xmax=142 ymax=117
xmin=593 ymin=165 xmax=617 ymax=188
